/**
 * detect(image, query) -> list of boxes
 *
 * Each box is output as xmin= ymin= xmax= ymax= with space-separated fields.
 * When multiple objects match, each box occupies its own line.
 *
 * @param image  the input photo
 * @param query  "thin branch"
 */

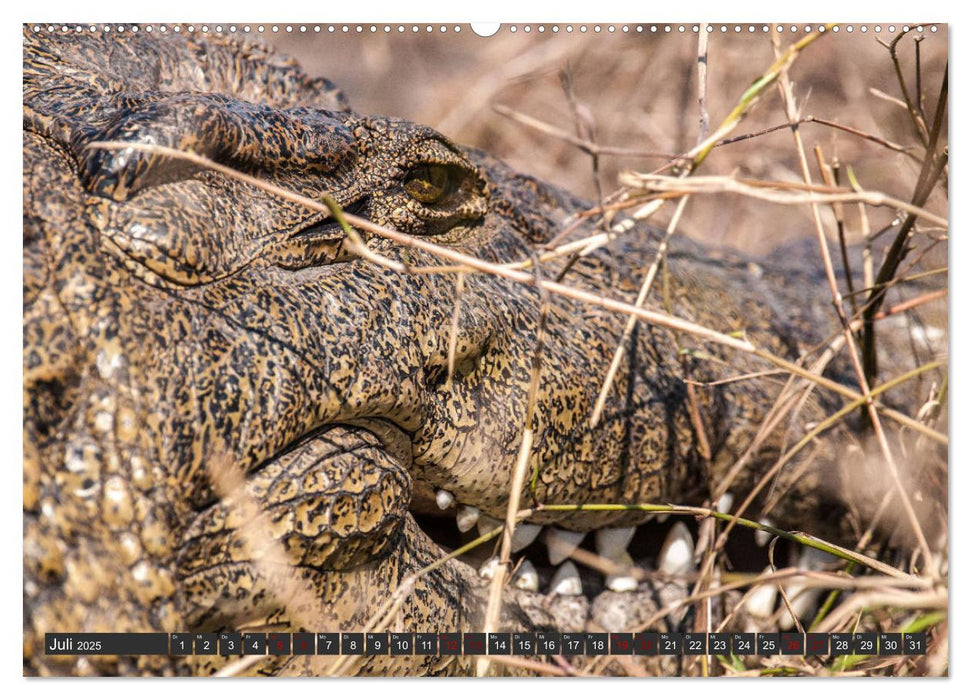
xmin=862 ymin=63 xmax=948 ymax=385
xmin=884 ymin=27 xmax=930 ymax=147
xmin=589 ymin=196 xmax=689 ymax=427
xmin=478 ymin=257 xmax=549 ymax=677
xmin=620 ymin=172 xmax=947 ymax=228
xmin=716 ymin=115 xmax=920 ymax=166
xmin=493 ymin=104 xmax=677 ymax=159
xmin=771 ymin=33 xmax=933 ymax=568
xmin=86 ymin=141 xmax=947 ymax=443
xmin=698 ymin=25 xmax=710 ymax=140
xmin=685 ymin=25 xmax=834 ymax=167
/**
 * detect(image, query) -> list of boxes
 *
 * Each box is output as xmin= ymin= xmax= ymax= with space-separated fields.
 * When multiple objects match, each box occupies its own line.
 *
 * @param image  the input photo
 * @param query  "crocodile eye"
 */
xmin=403 ymin=164 xmax=453 ymax=204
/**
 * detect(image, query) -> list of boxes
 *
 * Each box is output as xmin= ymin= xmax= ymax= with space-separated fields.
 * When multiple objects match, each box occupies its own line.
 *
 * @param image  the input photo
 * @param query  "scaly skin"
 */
xmin=24 ymin=29 xmax=850 ymax=676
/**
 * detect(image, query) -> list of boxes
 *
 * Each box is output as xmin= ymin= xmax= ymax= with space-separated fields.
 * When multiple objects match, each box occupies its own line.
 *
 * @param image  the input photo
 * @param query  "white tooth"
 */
xmin=606 ymin=575 xmax=639 ymax=593
xmin=456 ymin=505 xmax=481 ymax=533
xmin=779 ymin=546 xmax=835 ymax=629
xmin=799 ymin=545 xmax=836 ymax=570
xmin=754 ymin=518 xmax=775 ymax=546
xmin=605 ymin=552 xmax=639 ymax=592
xmin=658 ymin=521 xmax=695 ymax=576
xmin=593 ymin=526 xmax=641 ymax=592
xmin=478 ymin=556 xmax=500 ymax=580
xmin=476 ymin=514 xmax=502 ymax=537
xmin=512 ymin=560 xmax=539 ymax=592
xmin=545 ymin=528 xmax=586 ymax=565
xmin=656 ymin=513 xmax=670 ymax=523
xmin=549 ymin=561 xmax=583 ymax=596
xmin=779 ymin=586 xmax=822 ymax=630
xmin=510 ymin=522 xmax=543 ymax=552
xmin=595 ymin=526 xmax=636 ymax=561
xmin=474 ymin=516 xmax=541 ymax=551
xmin=744 ymin=567 xmax=779 ymax=618
xmin=435 ymin=489 xmax=455 ymax=510
xmin=717 ymin=492 xmax=734 ymax=513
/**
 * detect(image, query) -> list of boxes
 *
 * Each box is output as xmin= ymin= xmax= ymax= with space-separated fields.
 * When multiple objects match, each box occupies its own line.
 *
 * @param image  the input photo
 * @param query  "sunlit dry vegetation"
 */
xmin=244 ymin=24 xmax=947 ymax=676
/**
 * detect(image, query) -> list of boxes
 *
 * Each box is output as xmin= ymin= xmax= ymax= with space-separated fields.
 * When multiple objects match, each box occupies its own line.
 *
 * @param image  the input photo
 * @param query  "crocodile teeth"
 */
xmin=545 ymin=528 xmax=586 ymax=565
xmin=456 ymin=505 xmax=480 ymax=533
xmin=594 ymin=526 xmax=639 ymax=592
xmin=605 ymin=552 xmax=639 ymax=592
xmin=744 ymin=567 xmax=778 ymax=618
xmin=512 ymin=560 xmax=539 ymax=592
xmin=754 ymin=518 xmax=775 ymax=546
xmin=476 ymin=514 xmax=502 ymax=537
xmin=435 ymin=489 xmax=455 ymax=511
xmin=510 ymin=523 xmax=543 ymax=552
xmin=478 ymin=556 xmax=500 ymax=580
xmin=717 ymin=492 xmax=734 ymax=513
xmin=549 ymin=561 xmax=583 ymax=596
xmin=475 ymin=516 xmax=541 ymax=552
xmin=779 ymin=546 xmax=834 ymax=629
xmin=658 ymin=522 xmax=694 ymax=576
xmin=779 ymin=591 xmax=821 ymax=629
xmin=595 ymin=526 xmax=636 ymax=561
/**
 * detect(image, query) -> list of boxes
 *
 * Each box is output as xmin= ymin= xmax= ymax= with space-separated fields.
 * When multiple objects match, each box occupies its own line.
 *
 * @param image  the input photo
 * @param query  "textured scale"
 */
xmin=23 ymin=28 xmax=856 ymax=676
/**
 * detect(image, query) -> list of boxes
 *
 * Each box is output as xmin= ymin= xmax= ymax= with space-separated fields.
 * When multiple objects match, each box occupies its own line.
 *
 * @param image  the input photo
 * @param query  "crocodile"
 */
xmin=24 ymin=28 xmax=876 ymax=676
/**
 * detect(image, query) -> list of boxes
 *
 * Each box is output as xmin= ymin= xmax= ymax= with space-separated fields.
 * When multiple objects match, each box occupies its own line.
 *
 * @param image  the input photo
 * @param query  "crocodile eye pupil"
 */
xmin=404 ymin=164 xmax=452 ymax=204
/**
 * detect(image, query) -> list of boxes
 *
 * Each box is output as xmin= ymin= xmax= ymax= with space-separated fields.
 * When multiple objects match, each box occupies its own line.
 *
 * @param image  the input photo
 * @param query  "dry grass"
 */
xmin=270 ymin=25 xmax=946 ymax=252
xmin=101 ymin=24 xmax=947 ymax=677
xmin=275 ymin=25 xmax=950 ymax=677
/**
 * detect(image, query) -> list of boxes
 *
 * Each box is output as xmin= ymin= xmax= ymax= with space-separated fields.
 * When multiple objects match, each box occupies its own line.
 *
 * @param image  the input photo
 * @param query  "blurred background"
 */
xmin=268 ymin=25 xmax=947 ymax=253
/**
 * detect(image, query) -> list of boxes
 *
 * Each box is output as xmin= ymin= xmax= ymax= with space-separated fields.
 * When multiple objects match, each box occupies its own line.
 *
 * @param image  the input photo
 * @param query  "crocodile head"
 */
xmin=24 ymin=30 xmax=848 ymax=676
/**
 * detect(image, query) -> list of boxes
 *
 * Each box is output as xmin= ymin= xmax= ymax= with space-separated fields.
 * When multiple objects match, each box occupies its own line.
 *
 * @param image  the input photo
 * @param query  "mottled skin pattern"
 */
xmin=24 ymin=29 xmax=848 ymax=676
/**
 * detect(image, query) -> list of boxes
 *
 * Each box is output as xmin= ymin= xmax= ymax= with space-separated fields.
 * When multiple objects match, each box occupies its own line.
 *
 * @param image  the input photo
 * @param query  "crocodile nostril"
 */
xmin=425 ymin=364 xmax=447 ymax=389
xmin=453 ymin=352 xmax=481 ymax=379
